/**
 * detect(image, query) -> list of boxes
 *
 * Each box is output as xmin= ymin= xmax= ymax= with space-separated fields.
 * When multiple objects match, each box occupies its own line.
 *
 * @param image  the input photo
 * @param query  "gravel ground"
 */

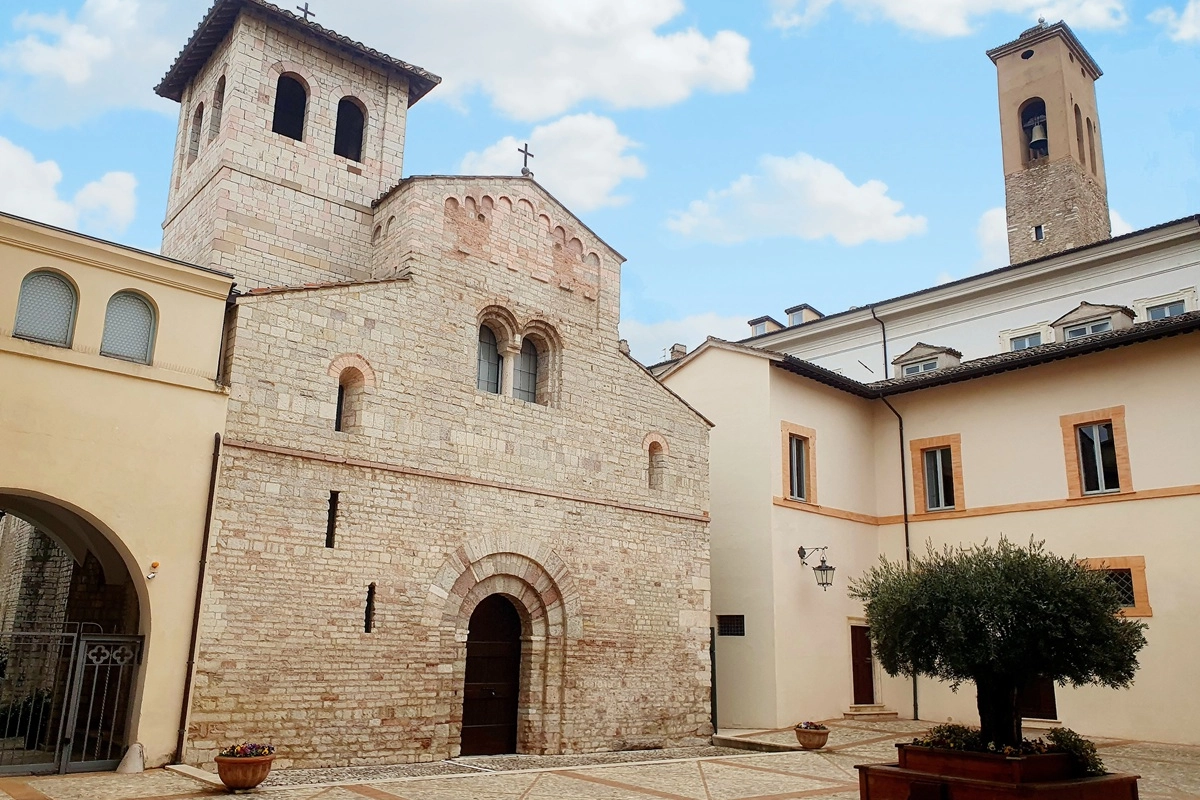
xmin=261 ymin=745 xmax=746 ymax=787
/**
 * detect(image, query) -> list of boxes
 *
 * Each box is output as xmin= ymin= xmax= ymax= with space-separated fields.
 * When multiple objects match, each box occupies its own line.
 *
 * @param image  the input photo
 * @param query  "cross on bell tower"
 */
xmin=296 ymin=3 xmax=315 ymax=21
xmin=518 ymin=143 xmax=534 ymax=177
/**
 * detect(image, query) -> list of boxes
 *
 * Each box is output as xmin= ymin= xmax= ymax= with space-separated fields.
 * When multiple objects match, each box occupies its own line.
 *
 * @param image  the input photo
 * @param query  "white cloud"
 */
xmin=1110 ymin=208 xmax=1134 ymax=236
xmin=977 ymin=206 xmax=1010 ymax=269
xmin=0 ymin=0 xmax=752 ymax=125
xmin=1150 ymin=1 xmax=1200 ymax=40
xmin=769 ymin=0 xmax=1127 ymax=36
xmin=0 ymin=136 xmax=137 ymax=234
xmin=666 ymin=152 xmax=926 ymax=245
xmin=460 ymin=114 xmax=646 ymax=211
xmin=620 ymin=312 xmax=749 ymax=365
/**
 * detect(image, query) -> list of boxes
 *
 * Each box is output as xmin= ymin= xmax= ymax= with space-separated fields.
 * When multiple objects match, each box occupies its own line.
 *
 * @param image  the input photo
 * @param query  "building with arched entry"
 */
xmin=0 ymin=213 xmax=234 ymax=772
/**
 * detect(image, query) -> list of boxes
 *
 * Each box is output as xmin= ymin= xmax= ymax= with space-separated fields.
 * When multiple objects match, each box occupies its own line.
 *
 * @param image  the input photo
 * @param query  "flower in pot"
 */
xmin=793 ymin=721 xmax=830 ymax=750
xmin=214 ymin=742 xmax=276 ymax=791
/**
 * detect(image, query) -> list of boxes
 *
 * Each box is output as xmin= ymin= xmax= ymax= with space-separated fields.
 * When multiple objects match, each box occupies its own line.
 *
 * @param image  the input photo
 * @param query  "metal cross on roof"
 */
xmin=518 ymin=143 xmax=535 ymax=177
xmin=296 ymin=3 xmax=316 ymax=21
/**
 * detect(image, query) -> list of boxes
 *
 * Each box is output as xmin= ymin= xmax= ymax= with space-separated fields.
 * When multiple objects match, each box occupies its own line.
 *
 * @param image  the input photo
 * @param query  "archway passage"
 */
xmin=460 ymin=594 xmax=522 ymax=756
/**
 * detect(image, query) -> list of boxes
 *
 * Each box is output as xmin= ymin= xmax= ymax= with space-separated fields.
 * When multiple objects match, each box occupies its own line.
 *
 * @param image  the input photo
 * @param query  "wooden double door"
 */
xmin=460 ymin=595 xmax=523 ymax=756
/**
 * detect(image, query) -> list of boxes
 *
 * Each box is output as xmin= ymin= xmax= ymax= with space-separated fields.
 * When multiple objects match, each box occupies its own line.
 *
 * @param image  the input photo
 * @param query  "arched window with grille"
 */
xmin=188 ymin=102 xmax=204 ymax=164
xmin=209 ymin=76 xmax=225 ymax=140
xmin=272 ymin=74 xmax=307 ymax=141
xmin=13 ymin=271 xmax=77 ymax=347
xmin=333 ymin=97 xmax=366 ymax=162
xmin=101 ymin=291 xmax=156 ymax=364
xmin=514 ymin=338 xmax=538 ymax=402
xmin=477 ymin=325 xmax=502 ymax=394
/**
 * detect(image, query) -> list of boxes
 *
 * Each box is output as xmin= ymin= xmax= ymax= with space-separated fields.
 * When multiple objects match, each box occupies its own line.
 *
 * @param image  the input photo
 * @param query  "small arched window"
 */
xmin=648 ymin=441 xmax=666 ymax=490
xmin=333 ymin=97 xmax=365 ymax=162
xmin=477 ymin=325 xmax=502 ymax=394
xmin=188 ymin=103 xmax=204 ymax=164
xmin=209 ymin=76 xmax=225 ymax=140
xmin=1087 ymin=118 xmax=1097 ymax=176
xmin=13 ymin=271 xmax=77 ymax=347
xmin=1074 ymin=105 xmax=1086 ymax=169
xmin=101 ymin=292 xmax=156 ymax=364
xmin=1020 ymin=98 xmax=1048 ymax=164
xmin=272 ymin=74 xmax=307 ymax=141
xmin=335 ymin=367 xmax=365 ymax=432
xmin=514 ymin=339 xmax=538 ymax=403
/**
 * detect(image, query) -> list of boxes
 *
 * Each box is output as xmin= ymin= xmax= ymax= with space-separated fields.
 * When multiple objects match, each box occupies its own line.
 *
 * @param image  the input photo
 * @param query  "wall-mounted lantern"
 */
xmin=797 ymin=546 xmax=835 ymax=591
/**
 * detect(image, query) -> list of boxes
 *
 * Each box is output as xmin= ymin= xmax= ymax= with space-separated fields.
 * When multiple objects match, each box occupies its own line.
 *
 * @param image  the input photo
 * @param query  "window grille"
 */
xmin=100 ymin=292 xmax=155 ymax=364
xmin=477 ymin=325 xmax=502 ymax=394
xmin=717 ymin=615 xmax=745 ymax=637
xmin=514 ymin=339 xmax=538 ymax=402
xmin=13 ymin=271 xmax=77 ymax=347
xmin=1103 ymin=569 xmax=1136 ymax=607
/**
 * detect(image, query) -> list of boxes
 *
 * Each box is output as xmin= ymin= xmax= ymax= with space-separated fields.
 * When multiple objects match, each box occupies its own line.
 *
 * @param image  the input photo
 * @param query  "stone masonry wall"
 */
xmin=1006 ymin=158 xmax=1111 ymax=264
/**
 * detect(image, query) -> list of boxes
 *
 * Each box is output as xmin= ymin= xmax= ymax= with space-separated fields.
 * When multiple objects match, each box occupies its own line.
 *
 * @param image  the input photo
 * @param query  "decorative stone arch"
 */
xmin=644 ymin=433 xmax=669 ymax=490
xmin=477 ymin=305 xmax=520 ymax=351
xmin=327 ymin=353 xmax=377 ymax=387
xmin=642 ymin=431 xmax=670 ymax=456
xmin=424 ymin=534 xmax=582 ymax=756
xmin=520 ymin=319 xmax=563 ymax=406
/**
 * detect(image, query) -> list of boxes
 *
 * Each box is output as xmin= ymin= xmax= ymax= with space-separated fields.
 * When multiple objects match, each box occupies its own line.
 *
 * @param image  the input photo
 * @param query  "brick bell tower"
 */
xmin=155 ymin=0 xmax=440 ymax=289
xmin=988 ymin=20 xmax=1111 ymax=264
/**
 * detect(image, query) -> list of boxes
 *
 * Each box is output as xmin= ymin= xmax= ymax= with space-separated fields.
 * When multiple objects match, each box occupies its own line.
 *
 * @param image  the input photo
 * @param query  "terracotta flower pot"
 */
xmin=214 ymin=754 xmax=275 ymax=790
xmin=794 ymin=727 xmax=830 ymax=750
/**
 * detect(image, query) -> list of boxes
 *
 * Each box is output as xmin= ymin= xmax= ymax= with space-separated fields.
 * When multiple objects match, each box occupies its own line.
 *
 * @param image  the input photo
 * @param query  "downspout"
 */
xmin=175 ymin=432 xmax=222 ymax=764
xmin=869 ymin=306 xmax=918 ymax=722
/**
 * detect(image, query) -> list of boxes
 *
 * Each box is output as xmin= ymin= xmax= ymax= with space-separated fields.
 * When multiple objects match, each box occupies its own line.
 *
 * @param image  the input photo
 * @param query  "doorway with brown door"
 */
xmin=850 ymin=625 xmax=876 ymax=705
xmin=460 ymin=594 xmax=523 ymax=756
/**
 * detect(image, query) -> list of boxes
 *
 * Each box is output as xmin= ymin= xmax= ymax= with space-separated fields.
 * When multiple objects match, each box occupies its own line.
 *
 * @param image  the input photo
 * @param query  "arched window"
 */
xmin=514 ymin=339 xmax=538 ymax=402
xmin=477 ymin=325 xmax=502 ymax=394
xmin=13 ymin=271 xmax=77 ymax=347
xmin=188 ymin=103 xmax=204 ymax=164
xmin=648 ymin=441 xmax=666 ymax=490
xmin=333 ymin=97 xmax=365 ymax=162
xmin=1020 ymin=98 xmax=1048 ymax=164
xmin=335 ymin=367 xmax=365 ymax=432
xmin=209 ymin=76 xmax=225 ymax=141
xmin=1074 ymin=105 xmax=1086 ymax=169
xmin=101 ymin=292 xmax=156 ymax=364
xmin=1087 ymin=118 xmax=1097 ymax=176
xmin=272 ymin=74 xmax=307 ymax=141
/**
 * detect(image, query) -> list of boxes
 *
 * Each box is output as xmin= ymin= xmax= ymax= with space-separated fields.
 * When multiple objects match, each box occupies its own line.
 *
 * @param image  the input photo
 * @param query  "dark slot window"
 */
xmin=335 ymin=384 xmax=346 ymax=432
xmin=717 ymin=615 xmax=745 ymax=637
xmin=364 ymin=583 xmax=376 ymax=633
xmin=272 ymin=74 xmax=307 ymax=141
xmin=333 ymin=97 xmax=365 ymax=162
xmin=325 ymin=491 xmax=339 ymax=548
xmin=1104 ymin=569 xmax=1136 ymax=607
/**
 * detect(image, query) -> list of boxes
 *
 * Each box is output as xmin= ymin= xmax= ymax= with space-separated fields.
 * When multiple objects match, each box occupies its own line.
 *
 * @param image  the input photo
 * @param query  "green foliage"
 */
xmin=1046 ymin=727 xmax=1105 ymax=776
xmin=911 ymin=723 xmax=1105 ymax=776
xmin=849 ymin=538 xmax=1147 ymax=690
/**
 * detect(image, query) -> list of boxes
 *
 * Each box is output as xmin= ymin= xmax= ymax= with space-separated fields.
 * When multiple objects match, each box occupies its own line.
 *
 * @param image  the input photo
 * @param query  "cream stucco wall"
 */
xmin=0 ymin=214 xmax=233 ymax=767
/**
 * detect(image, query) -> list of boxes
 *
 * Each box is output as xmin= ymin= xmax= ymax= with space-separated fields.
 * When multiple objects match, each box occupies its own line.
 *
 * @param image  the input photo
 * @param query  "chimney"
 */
xmin=669 ymin=343 xmax=688 ymax=360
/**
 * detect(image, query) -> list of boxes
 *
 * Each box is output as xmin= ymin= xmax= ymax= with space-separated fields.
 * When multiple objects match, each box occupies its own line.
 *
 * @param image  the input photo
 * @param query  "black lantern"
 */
xmin=797 ymin=545 xmax=836 ymax=591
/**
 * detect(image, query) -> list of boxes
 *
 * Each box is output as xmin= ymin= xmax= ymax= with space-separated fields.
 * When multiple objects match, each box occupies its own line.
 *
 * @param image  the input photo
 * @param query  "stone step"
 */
xmin=711 ymin=734 xmax=803 ymax=753
xmin=843 ymin=705 xmax=899 ymax=721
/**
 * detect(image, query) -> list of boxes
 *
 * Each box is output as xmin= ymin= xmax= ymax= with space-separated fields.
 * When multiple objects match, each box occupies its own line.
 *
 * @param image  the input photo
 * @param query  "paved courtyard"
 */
xmin=0 ymin=720 xmax=1198 ymax=799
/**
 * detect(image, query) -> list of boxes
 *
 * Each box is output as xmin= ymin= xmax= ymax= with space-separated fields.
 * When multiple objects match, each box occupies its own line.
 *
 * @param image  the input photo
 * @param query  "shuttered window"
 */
xmin=13 ymin=271 xmax=77 ymax=347
xmin=100 ymin=292 xmax=155 ymax=364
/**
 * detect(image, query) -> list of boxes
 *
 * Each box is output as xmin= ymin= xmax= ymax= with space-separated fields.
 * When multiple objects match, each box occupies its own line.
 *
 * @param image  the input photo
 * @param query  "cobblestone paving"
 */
xmin=0 ymin=721 xmax=1197 ymax=799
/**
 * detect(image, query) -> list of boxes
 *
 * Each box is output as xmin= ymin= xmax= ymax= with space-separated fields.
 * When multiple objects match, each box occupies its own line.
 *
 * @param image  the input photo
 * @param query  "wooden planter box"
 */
xmin=857 ymin=745 xmax=1140 ymax=800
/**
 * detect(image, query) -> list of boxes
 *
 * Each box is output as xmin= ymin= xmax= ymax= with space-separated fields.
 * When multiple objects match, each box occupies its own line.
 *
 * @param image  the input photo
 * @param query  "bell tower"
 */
xmin=987 ymin=20 xmax=1110 ymax=264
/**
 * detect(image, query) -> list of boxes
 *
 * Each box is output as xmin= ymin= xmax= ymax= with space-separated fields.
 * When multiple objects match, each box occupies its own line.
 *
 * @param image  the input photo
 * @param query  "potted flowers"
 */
xmin=794 ymin=721 xmax=830 ymax=750
xmin=214 ymin=742 xmax=276 ymax=791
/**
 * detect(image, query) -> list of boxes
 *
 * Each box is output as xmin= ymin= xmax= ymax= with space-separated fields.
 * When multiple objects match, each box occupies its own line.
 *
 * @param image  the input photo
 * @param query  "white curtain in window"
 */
xmin=13 ymin=272 xmax=76 ymax=346
xmin=101 ymin=292 xmax=155 ymax=364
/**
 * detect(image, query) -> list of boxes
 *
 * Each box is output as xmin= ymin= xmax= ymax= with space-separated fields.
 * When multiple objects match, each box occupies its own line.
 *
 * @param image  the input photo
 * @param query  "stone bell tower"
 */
xmin=987 ymin=20 xmax=1111 ymax=264
xmin=155 ymin=0 xmax=440 ymax=288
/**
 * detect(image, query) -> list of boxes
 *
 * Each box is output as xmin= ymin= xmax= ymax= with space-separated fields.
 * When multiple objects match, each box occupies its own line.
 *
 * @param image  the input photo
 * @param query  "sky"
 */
xmin=0 ymin=1 xmax=1197 ymax=365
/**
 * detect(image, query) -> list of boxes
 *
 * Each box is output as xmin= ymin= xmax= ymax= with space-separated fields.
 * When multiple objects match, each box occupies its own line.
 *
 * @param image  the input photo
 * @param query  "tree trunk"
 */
xmin=975 ymin=679 xmax=1021 ymax=747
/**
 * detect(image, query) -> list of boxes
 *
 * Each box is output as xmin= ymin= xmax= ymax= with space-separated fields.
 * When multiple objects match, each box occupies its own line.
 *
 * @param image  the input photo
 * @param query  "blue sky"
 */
xmin=0 ymin=0 xmax=1197 ymax=363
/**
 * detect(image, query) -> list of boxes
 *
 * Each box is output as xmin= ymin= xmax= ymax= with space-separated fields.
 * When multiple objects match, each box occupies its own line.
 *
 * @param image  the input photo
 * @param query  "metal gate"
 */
xmin=0 ymin=630 xmax=142 ymax=774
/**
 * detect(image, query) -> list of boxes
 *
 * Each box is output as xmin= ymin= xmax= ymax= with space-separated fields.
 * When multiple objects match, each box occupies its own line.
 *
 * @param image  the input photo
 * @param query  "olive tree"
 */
xmin=849 ymin=539 xmax=1146 ymax=748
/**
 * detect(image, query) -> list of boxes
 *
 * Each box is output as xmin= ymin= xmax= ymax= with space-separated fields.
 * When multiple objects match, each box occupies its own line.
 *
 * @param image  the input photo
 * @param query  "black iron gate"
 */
xmin=0 ymin=630 xmax=142 ymax=774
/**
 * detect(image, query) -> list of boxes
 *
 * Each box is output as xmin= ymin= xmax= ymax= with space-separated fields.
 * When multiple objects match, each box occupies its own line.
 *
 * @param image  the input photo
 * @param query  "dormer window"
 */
xmin=784 ymin=304 xmax=824 ymax=328
xmin=903 ymin=359 xmax=939 ymax=376
xmin=752 ymin=322 xmax=767 ymax=336
xmin=747 ymin=316 xmax=783 ymax=337
xmin=892 ymin=342 xmax=962 ymax=379
xmin=1052 ymin=302 xmax=1133 ymax=343
xmin=1064 ymin=319 xmax=1111 ymax=340
xmin=1147 ymin=300 xmax=1185 ymax=320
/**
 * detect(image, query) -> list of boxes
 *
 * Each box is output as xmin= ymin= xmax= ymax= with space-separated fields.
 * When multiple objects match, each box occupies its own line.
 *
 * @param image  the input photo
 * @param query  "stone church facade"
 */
xmin=153 ymin=0 xmax=712 ymax=768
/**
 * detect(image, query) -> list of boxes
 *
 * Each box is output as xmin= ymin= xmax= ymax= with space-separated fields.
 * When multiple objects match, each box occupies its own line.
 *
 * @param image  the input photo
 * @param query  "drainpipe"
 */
xmin=869 ymin=307 xmax=918 ymax=722
xmin=175 ymin=432 xmax=222 ymax=764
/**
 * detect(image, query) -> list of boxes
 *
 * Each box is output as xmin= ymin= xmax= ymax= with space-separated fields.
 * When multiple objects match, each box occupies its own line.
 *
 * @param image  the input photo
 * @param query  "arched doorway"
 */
xmin=0 ymin=496 xmax=143 ymax=774
xmin=460 ymin=594 xmax=522 ymax=755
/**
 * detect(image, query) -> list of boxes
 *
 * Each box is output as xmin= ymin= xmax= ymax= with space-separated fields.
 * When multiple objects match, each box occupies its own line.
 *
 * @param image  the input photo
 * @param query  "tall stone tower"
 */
xmin=155 ymin=0 xmax=440 ymax=288
xmin=987 ymin=21 xmax=1110 ymax=264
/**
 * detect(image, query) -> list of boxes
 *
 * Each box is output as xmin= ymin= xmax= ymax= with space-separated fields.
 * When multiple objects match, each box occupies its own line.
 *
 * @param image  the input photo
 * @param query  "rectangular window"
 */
xmin=923 ymin=447 xmax=956 ymax=511
xmin=1080 ymin=556 xmax=1152 ymax=617
xmin=1102 ymin=569 xmax=1136 ymax=607
xmin=1147 ymin=300 xmax=1186 ymax=320
xmin=902 ymin=359 xmax=938 ymax=376
xmin=789 ymin=435 xmax=807 ymax=501
xmin=1065 ymin=319 xmax=1111 ymax=339
xmin=751 ymin=322 xmax=767 ymax=336
xmin=326 ymin=491 xmax=339 ymax=548
xmin=1034 ymin=225 xmax=1045 ymax=241
xmin=1077 ymin=422 xmax=1120 ymax=494
xmin=1010 ymin=332 xmax=1042 ymax=351
xmin=717 ymin=615 xmax=745 ymax=636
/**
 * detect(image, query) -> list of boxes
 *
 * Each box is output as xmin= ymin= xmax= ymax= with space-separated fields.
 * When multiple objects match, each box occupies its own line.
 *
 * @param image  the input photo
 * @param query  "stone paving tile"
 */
xmin=22 ymin=771 xmax=214 ymax=800
xmin=709 ymin=752 xmax=860 ymax=783
xmin=264 ymin=761 xmax=473 ymax=787
xmin=453 ymin=746 xmax=743 ymax=772
xmin=691 ymin=760 xmax=852 ymax=800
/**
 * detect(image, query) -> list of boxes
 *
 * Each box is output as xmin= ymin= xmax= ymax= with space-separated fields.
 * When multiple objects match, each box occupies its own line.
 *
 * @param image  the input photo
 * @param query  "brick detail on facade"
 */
xmin=1005 ymin=158 xmax=1111 ymax=264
